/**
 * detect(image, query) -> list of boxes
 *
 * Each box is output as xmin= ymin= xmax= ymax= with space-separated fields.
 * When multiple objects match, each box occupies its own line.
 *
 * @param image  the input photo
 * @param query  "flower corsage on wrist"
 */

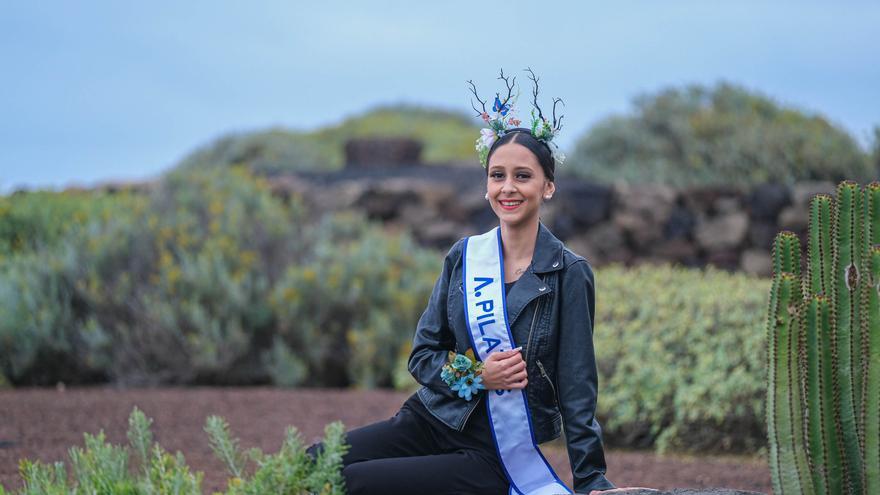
xmin=440 ymin=349 xmax=486 ymax=401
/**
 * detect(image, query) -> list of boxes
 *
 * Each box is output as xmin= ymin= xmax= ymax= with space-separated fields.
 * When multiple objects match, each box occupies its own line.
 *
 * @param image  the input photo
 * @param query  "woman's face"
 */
xmin=486 ymin=142 xmax=555 ymax=229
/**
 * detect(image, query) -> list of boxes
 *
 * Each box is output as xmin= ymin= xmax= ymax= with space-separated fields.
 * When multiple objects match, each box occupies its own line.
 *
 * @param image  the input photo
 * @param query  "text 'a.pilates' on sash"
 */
xmin=472 ymin=276 xmax=503 ymax=355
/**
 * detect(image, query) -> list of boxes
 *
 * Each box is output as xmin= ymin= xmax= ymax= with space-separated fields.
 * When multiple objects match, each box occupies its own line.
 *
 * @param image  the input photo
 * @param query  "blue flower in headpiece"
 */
xmin=493 ymin=96 xmax=510 ymax=116
xmin=451 ymin=375 xmax=485 ymax=401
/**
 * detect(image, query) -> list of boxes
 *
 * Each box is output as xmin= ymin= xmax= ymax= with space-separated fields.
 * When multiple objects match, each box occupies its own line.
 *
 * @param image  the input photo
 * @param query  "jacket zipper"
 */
xmin=536 ymin=359 xmax=559 ymax=406
xmin=524 ymin=297 xmax=543 ymax=366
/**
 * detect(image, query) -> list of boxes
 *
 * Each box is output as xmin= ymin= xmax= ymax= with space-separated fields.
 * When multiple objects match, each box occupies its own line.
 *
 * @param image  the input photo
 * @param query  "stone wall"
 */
xmin=272 ymin=164 xmax=837 ymax=277
xmin=344 ymin=137 xmax=423 ymax=168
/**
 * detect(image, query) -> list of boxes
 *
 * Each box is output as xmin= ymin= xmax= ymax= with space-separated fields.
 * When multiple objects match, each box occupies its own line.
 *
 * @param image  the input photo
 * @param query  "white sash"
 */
xmin=462 ymin=227 xmax=571 ymax=495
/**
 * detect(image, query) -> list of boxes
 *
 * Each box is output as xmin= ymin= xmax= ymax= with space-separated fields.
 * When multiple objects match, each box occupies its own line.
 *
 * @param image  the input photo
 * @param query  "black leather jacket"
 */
xmin=408 ymin=223 xmax=615 ymax=493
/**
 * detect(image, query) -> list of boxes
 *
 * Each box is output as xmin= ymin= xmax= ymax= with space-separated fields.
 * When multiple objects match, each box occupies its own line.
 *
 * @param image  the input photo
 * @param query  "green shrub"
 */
xmin=871 ymin=125 xmax=880 ymax=173
xmin=0 ymin=167 xmax=299 ymax=385
xmin=0 ymin=167 xmax=440 ymax=388
xmin=13 ymin=410 xmax=202 ymax=495
xmin=270 ymin=212 xmax=438 ymax=388
xmin=176 ymin=129 xmax=327 ymax=175
xmin=568 ymin=82 xmax=872 ymax=187
xmin=0 ymin=189 xmax=145 ymax=259
xmin=175 ymin=104 xmax=480 ymax=174
xmin=1 ymin=407 xmax=347 ymax=495
xmin=308 ymin=104 xmax=479 ymax=167
xmin=594 ymin=263 xmax=770 ymax=453
xmin=205 ymin=415 xmax=347 ymax=495
xmin=0 ymin=249 xmax=107 ymax=385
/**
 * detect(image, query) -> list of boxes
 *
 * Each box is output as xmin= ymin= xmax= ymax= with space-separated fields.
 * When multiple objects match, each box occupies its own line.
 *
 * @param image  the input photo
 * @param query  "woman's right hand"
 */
xmin=481 ymin=348 xmax=528 ymax=390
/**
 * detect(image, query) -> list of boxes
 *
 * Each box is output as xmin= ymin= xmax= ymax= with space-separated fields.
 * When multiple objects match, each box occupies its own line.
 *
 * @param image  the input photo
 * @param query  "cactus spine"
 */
xmin=767 ymin=181 xmax=880 ymax=494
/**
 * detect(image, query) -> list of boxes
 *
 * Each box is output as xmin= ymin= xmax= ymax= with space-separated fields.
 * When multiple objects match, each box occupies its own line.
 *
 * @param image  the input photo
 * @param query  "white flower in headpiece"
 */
xmin=552 ymin=147 xmax=566 ymax=166
xmin=479 ymin=128 xmax=498 ymax=150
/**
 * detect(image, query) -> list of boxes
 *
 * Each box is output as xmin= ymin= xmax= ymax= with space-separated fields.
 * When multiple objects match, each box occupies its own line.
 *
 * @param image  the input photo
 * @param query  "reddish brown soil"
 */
xmin=0 ymin=388 xmax=770 ymax=493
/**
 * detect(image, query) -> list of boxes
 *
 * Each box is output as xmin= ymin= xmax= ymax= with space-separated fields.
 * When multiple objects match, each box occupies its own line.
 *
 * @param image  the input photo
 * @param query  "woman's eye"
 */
xmin=516 ymin=173 xmax=532 ymax=180
xmin=490 ymin=172 xmax=504 ymax=179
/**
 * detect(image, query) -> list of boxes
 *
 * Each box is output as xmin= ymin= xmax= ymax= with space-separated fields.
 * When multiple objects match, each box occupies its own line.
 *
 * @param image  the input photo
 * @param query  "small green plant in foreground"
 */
xmin=1 ymin=407 xmax=348 ymax=495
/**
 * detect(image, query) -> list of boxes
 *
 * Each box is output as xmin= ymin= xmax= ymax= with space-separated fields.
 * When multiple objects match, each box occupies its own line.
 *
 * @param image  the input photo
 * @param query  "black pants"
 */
xmin=309 ymin=393 xmax=510 ymax=495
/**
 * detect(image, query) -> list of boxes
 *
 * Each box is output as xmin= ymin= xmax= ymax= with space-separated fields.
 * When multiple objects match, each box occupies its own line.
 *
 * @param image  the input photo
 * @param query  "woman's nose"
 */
xmin=501 ymin=178 xmax=517 ymax=193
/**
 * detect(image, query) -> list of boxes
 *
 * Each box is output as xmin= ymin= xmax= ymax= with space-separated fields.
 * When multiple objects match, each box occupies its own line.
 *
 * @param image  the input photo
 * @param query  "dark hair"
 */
xmin=485 ymin=128 xmax=555 ymax=182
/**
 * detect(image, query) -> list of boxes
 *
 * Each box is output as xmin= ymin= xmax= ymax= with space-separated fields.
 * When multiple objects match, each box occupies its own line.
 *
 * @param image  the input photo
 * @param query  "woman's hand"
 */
xmin=480 ymin=348 xmax=528 ymax=390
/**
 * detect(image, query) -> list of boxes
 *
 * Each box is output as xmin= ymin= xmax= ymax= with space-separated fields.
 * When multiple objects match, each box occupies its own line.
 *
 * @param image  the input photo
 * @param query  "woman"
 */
xmin=312 ymin=73 xmax=619 ymax=495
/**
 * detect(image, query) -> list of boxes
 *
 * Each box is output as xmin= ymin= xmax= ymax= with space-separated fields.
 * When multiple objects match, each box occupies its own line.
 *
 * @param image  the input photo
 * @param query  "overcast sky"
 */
xmin=2 ymin=1 xmax=878 ymax=193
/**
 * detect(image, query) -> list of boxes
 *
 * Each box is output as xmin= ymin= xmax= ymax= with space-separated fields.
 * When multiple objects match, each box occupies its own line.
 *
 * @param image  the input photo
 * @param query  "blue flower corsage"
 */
xmin=441 ymin=349 xmax=485 ymax=401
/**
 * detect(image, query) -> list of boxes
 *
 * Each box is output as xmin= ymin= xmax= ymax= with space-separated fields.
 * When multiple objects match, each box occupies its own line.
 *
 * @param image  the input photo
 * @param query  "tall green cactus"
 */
xmin=833 ymin=182 xmax=864 ymax=495
xmin=863 ymin=183 xmax=880 ymax=495
xmin=767 ymin=180 xmax=880 ymax=495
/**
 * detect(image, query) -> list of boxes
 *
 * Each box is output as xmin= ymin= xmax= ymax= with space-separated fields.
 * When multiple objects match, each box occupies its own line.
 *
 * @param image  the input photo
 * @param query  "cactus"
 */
xmin=767 ymin=272 xmax=812 ymax=494
xmin=863 ymin=183 xmax=880 ymax=495
xmin=767 ymin=180 xmax=880 ymax=494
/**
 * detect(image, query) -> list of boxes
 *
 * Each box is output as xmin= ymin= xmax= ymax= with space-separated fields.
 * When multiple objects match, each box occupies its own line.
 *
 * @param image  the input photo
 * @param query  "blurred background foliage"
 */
xmin=593 ymin=264 xmax=769 ymax=453
xmin=269 ymin=213 xmax=436 ymax=388
xmin=177 ymin=104 xmax=480 ymax=174
xmin=173 ymin=85 xmax=877 ymax=187
xmin=0 ymin=167 xmax=438 ymax=389
xmin=567 ymin=82 xmax=875 ymax=186
xmin=0 ymin=189 xmax=146 ymax=260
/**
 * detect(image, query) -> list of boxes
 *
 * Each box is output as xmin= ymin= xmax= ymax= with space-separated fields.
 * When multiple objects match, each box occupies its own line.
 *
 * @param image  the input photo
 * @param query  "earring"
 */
xmin=544 ymin=195 xmax=552 ymax=200
xmin=484 ymin=192 xmax=489 ymax=200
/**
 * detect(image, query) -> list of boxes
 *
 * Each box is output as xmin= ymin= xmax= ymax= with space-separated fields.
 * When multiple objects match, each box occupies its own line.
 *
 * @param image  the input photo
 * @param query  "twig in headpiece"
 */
xmin=495 ymin=68 xmax=516 ymax=112
xmin=525 ymin=67 xmax=544 ymax=121
xmin=467 ymin=80 xmax=487 ymax=116
xmin=551 ymin=97 xmax=565 ymax=131
xmin=525 ymin=67 xmax=564 ymax=131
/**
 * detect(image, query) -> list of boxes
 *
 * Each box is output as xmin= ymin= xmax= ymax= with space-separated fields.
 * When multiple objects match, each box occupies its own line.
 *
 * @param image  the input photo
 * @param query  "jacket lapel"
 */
xmin=505 ymin=269 xmax=551 ymax=326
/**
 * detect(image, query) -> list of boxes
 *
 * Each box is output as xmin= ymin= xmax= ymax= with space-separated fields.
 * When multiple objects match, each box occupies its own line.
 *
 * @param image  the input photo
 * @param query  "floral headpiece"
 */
xmin=467 ymin=68 xmax=566 ymax=168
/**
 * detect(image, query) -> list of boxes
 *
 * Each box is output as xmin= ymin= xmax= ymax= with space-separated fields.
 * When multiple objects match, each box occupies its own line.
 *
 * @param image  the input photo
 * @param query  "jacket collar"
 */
xmin=530 ymin=222 xmax=565 ymax=274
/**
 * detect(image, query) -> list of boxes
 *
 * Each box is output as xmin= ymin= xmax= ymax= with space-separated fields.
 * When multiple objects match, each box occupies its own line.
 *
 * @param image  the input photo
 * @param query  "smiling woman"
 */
xmin=302 ymin=70 xmax=626 ymax=495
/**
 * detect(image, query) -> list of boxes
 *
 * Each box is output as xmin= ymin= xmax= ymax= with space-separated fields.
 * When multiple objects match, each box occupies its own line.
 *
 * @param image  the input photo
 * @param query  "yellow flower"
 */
xmin=159 ymin=250 xmax=173 ymax=268
xmin=239 ymin=250 xmax=257 ymax=267
xmin=209 ymin=199 xmax=224 ymax=217
xmin=283 ymin=287 xmax=299 ymax=302
xmin=167 ymin=266 xmax=181 ymax=286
